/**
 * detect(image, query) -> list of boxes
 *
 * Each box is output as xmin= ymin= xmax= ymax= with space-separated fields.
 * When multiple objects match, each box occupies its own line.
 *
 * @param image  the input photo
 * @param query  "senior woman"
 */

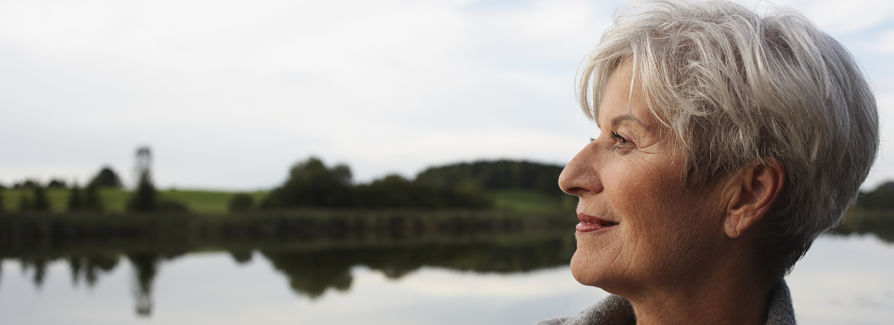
xmin=543 ymin=1 xmax=878 ymax=324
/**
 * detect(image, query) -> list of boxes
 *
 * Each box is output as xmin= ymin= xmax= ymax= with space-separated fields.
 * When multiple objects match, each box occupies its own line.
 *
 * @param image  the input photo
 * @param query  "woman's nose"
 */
xmin=558 ymin=144 xmax=603 ymax=197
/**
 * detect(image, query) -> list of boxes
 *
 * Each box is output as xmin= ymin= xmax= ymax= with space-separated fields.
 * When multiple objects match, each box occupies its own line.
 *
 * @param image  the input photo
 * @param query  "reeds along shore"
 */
xmin=0 ymin=209 xmax=576 ymax=252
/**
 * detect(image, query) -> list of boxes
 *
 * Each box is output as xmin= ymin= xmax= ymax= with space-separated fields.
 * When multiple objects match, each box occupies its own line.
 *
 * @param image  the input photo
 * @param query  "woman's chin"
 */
xmin=570 ymin=227 xmax=624 ymax=287
xmin=569 ymin=251 xmax=604 ymax=287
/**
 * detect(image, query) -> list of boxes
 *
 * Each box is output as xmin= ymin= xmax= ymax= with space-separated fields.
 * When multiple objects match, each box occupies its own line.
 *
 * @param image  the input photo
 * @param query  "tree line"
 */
xmin=0 ymin=147 xmax=186 ymax=214
xmin=5 ymin=150 xmax=894 ymax=217
xmin=415 ymin=159 xmax=564 ymax=196
xmin=0 ymin=166 xmax=120 ymax=213
xmin=0 ymin=153 xmax=568 ymax=214
xmin=221 ymin=156 xmax=568 ymax=212
xmin=243 ymin=157 xmax=492 ymax=211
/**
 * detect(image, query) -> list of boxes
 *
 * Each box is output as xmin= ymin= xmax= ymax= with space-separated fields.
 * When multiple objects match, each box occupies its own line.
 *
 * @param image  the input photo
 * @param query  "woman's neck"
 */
xmin=624 ymin=243 xmax=775 ymax=325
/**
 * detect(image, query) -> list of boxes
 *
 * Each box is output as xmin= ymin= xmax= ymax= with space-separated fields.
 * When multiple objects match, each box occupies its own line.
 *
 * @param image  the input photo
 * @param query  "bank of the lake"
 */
xmin=0 ymin=187 xmax=571 ymax=214
xmin=0 ymin=233 xmax=891 ymax=325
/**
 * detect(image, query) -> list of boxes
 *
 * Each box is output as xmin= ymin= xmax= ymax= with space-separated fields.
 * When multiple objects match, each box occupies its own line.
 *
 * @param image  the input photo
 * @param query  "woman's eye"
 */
xmin=610 ymin=131 xmax=630 ymax=146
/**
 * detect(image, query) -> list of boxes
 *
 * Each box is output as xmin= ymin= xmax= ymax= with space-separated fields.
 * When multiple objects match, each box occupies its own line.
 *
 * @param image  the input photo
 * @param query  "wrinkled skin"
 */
xmin=558 ymin=61 xmax=731 ymax=297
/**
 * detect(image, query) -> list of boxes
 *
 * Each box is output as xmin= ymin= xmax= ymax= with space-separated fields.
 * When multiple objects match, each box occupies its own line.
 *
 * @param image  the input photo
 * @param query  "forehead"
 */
xmin=595 ymin=61 xmax=651 ymax=129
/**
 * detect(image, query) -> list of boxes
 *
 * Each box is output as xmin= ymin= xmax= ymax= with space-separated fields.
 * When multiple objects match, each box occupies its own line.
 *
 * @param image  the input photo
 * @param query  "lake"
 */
xmin=1 ymin=233 xmax=892 ymax=324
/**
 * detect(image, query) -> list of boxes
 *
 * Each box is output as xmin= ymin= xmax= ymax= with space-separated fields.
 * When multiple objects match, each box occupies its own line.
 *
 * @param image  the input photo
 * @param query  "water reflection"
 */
xmin=228 ymin=250 xmax=253 ymax=264
xmin=19 ymin=257 xmax=50 ymax=289
xmin=67 ymin=254 xmax=118 ymax=288
xmin=2 ymin=217 xmax=891 ymax=319
xmin=1 ymin=232 xmax=574 ymax=316
xmin=127 ymin=252 xmax=161 ymax=316
xmin=260 ymin=236 xmax=573 ymax=299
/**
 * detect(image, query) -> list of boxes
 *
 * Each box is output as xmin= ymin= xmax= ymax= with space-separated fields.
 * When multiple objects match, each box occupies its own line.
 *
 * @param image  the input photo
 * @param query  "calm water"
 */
xmin=1 ymin=234 xmax=892 ymax=324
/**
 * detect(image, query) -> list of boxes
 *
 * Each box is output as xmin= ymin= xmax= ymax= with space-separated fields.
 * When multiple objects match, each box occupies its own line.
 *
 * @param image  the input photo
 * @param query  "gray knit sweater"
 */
xmin=538 ymin=280 xmax=796 ymax=325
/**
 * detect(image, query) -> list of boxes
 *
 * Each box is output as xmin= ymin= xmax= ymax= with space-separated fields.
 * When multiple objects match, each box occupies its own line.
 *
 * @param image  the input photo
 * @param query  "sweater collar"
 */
xmin=540 ymin=279 xmax=796 ymax=325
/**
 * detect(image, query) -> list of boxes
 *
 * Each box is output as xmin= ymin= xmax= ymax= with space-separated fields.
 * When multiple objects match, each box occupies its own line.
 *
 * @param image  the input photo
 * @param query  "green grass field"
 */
xmin=0 ymin=188 xmax=268 ymax=214
xmin=488 ymin=189 xmax=573 ymax=215
xmin=0 ymin=188 xmax=566 ymax=215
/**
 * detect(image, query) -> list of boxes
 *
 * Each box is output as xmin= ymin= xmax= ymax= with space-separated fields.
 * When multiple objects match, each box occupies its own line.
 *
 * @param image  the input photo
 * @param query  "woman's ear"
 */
xmin=724 ymin=159 xmax=785 ymax=238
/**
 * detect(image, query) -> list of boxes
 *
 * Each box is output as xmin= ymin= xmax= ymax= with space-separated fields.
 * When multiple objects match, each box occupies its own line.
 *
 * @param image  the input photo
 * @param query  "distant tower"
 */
xmin=135 ymin=146 xmax=152 ymax=183
xmin=127 ymin=145 xmax=158 ymax=212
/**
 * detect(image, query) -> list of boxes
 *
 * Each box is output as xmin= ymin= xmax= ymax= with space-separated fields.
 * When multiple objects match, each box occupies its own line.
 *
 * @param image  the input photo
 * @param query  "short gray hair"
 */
xmin=578 ymin=0 xmax=878 ymax=277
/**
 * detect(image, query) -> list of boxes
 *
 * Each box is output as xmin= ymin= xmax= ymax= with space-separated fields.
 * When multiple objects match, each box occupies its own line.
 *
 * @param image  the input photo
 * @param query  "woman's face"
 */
xmin=558 ymin=61 xmax=729 ymax=295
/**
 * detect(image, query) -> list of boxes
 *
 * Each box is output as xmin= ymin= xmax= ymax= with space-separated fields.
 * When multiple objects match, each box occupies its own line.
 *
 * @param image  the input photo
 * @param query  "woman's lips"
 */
xmin=576 ymin=213 xmax=620 ymax=233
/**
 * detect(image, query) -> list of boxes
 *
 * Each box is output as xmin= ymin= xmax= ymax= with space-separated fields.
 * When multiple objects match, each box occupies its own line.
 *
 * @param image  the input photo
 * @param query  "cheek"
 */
xmin=612 ymin=168 xmax=701 ymax=260
xmin=626 ymin=186 xmax=727 ymax=272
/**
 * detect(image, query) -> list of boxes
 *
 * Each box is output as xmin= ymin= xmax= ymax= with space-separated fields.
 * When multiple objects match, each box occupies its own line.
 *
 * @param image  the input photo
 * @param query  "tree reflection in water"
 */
xmin=127 ymin=252 xmax=160 ymax=317
xmin=228 ymin=249 xmax=253 ymax=265
xmin=67 ymin=254 xmax=119 ymax=288
xmin=4 ymin=225 xmax=890 ymax=317
xmin=0 ymin=231 xmax=575 ymax=316
xmin=19 ymin=257 xmax=49 ymax=289
xmin=260 ymin=236 xmax=574 ymax=298
xmin=263 ymin=249 xmax=355 ymax=298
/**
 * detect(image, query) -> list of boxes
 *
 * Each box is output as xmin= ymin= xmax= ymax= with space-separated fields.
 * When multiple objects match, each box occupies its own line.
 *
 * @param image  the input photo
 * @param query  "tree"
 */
xmin=855 ymin=181 xmax=894 ymax=210
xmin=127 ymin=169 xmax=158 ymax=212
xmin=69 ymin=182 xmax=102 ymax=212
xmin=332 ymin=164 xmax=352 ymax=186
xmin=90 ymin=166 xmax=123 ymax=188
xmin=228 ymin=194 xmax=254 ymax=213
xmin=32 ymin=186 xmax=50 ymax=212
xmin=124 ymin=146 xmax=188 ymax=213
xmin=84 ymin=182 xmax=104 ymax=212
xmin=0 ymin=185 xmax=5 ymax=213
xmin=15 ymin=179 xmax=40 ymax=189
xmin=414 ymin=160 xmax=564 ymax=196
xmin=47 ymin=179 xmax=67 ymax=189
xmin=18 ymin=194 xmax=32 ymax=212
xmin=127 ymin=147 xmax=159 ymax=212
xmin=262 ymin=157 xmax=494 ymax=210
xmin=263 ymin=157 xmax=354 ymax=208
xmin=68 ymin=183 xmax=84 ymax=211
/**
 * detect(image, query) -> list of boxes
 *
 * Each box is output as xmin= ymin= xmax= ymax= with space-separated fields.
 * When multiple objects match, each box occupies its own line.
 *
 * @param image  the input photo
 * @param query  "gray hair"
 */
xmin=578 ymin=0 xmax=878 ymax=277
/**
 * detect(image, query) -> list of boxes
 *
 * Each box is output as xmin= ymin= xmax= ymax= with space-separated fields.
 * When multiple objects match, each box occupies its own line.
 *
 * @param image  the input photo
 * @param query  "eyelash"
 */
xmin=610 ymin=131 xmax=631 ymax=146
xmin=589 ymin=131 xmax=634 ymax=151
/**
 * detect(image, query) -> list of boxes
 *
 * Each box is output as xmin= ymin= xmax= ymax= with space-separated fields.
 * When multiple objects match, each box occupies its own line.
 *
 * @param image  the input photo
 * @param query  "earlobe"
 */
xmin=724 ymin=160 xmax=785 ymax=238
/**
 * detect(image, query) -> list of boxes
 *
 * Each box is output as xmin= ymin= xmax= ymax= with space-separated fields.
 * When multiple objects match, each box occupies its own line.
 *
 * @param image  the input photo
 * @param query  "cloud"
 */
xmin=0 ymin=0 xmax=614 ymax=188
xmin=0 ymin=0 xmax=891 ymax=189
xmin=759 ymin=0 xmax=894 ymax=36
xmin=873 ymin=29 xmax=894 ymax=54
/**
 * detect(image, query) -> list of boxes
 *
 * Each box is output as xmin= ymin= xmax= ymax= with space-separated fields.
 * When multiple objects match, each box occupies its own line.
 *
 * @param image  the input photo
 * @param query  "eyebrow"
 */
xmin=597 ymin=114 xmax=647 ymax=129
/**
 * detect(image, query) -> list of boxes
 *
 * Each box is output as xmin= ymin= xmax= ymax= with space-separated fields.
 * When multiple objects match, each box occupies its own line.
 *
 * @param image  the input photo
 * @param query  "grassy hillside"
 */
xmin=159 ymin=189 xmax=268 ymax=214
xmin=489 ymin=189 xmax=573 ymax=215
xmin=1 ymin=188 xmax=568 ymax=215
xmin=1 ymin=188 xmax=267 ymax=214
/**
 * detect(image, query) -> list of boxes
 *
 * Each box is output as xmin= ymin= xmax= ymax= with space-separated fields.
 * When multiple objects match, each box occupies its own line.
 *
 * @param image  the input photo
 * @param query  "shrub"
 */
xmin=127 ymin=171 xmax=157 ymax=212
xmin=32 ymin=186 xmax=50 ymax=212
xmin=68 ymin=184 xmax=84 ymax=211
xmin=90 ymin=166 xmax=124 ymax=188
xmin=228 ymin=194 xmax=254 ymax=213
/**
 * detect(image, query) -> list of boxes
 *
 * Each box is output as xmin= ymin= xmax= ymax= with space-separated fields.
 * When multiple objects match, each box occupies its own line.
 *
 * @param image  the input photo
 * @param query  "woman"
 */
xmin=544 ymin=1 xmax=878 ymax=324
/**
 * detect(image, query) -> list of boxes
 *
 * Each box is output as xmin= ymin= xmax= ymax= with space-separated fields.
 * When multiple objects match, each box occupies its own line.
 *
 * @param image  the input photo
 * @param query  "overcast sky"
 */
xmin=1 ymin=0 xmax=892 ymax=191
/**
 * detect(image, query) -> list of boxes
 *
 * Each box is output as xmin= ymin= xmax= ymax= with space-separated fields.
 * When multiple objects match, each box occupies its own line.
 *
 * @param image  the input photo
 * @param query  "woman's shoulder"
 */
xmin=536 ymin=295 xmax=634 ymax=325
xmin=537 ymin=280 xmax=795 ymax=325
xmin=766 ymin=280 xmax=796 ymax=325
